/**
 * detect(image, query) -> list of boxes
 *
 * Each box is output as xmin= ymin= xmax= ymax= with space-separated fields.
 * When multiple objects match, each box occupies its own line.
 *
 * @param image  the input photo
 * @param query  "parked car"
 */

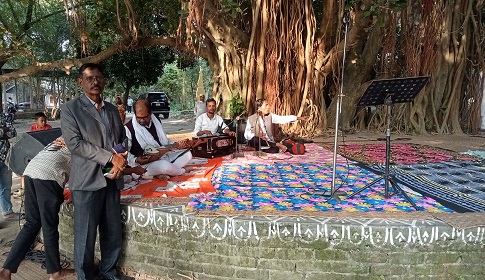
xmin=139 ymin=92 xmax=170 ymax=119
xmin=17 ymin=102 xmax=31 ymax=109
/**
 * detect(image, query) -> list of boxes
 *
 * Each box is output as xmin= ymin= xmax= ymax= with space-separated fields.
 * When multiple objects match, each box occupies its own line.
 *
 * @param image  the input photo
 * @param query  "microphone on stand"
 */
xmin=219 ymin=110 xmax=246 ymax=136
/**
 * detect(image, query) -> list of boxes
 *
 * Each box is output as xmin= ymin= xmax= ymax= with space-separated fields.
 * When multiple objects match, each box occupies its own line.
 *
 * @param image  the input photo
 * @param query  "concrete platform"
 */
xmin=3 ymin=116 xmax=485 ymax=279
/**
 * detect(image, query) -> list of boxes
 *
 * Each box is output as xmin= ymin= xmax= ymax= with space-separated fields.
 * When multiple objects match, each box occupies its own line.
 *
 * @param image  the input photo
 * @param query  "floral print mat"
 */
xmin=186 ymin=161 xmax=452 ymax=213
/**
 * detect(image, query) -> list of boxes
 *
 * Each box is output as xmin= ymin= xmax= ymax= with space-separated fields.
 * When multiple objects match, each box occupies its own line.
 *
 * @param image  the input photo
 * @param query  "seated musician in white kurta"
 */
xmin=244 ymin=98 xmax=307 ymax=153
xmin=194 ymin=98 xmax=236 ymax=137
xmin=125 ymin=100 xmax=194 ymax=178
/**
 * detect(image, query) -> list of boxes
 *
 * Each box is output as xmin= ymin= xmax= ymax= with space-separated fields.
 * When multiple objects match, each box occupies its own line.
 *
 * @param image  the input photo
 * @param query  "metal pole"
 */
xmin=384 ymin=95 xmax=392 ymax=198
xmin=331 ymin=9 xmax=350 ymax=196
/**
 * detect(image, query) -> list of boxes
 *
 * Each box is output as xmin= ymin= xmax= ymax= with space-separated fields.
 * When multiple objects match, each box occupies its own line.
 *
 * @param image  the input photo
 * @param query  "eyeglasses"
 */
xmin=83 ymin=76 xmax=105 ymax=83
xmin=135 ymin=115 xmax=150 ymax=121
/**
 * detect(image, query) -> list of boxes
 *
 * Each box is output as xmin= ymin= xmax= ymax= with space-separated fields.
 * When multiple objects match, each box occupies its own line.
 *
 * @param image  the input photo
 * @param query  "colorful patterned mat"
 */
xmin=116 ymin=142 xmax=481 ymax=214
xmin=186 ymin=161 xmax=452 ymax=213
xmin=117 ymin=143 xmax=345 ymax=201
xmin=324 ymin=143 xmax=478 ymax=165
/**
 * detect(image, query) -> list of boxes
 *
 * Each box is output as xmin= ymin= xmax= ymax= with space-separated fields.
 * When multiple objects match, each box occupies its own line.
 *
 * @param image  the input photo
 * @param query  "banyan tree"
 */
xmin=0 ymin=0 xmax=483 ymax=135
xmin=178 ymin=0 xmax=485 ymax=136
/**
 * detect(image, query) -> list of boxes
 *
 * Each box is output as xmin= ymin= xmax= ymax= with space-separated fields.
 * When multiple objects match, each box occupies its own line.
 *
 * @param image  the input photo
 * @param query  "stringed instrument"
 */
xmin=140 ymin=138 xmax=209 ymax=164
xmin=142 ymin=138 xmax=205 ymax=158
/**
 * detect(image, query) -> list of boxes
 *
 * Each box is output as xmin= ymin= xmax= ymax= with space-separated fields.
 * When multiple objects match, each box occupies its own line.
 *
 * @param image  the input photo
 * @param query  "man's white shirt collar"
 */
xmin=85 ymin=95 xmax=105 ymax=109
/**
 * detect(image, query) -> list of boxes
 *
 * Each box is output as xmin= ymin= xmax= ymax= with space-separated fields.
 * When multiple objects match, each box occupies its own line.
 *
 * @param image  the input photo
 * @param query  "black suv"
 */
xmin=139 ymin=92 xmax=170 ymax=119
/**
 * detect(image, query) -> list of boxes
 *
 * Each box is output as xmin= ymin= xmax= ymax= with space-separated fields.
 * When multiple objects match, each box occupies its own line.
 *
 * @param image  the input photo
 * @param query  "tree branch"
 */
xmin=22 ymin=0 xmax=34 ymax=30
xmin=0 ymin=36 xmax=177 ymax=83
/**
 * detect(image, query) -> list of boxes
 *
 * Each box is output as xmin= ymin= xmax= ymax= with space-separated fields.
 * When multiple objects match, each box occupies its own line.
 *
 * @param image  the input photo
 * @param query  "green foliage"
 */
xmin=220 ymin=0 xmax=245 ymax=19
xmin=182 ymin=60 xmax=212 ymax=98
xmin=0 ymin=0 xmax=182 ymax=67
xmin=103 ymin=46 xmax=176 ymax=97
xmin=142 ymin=60 xmax=213 ymax=115
xmin=0 ymin=0 xmax=72 ymax=66
xmin=229 ymin=94 xmax=245 ymax=118
xmin=362 ymin=0 xmax=407 ymax=17
xmin=177 ymin=53 xmax=199 ymax=70
xmin=157 ymin=64 xmax=182 ymax=103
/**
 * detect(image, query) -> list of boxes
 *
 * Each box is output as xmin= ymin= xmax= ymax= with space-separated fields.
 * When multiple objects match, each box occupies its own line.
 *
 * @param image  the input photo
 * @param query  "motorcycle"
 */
xmin=5 ymin=101 xmax=17 ymax=123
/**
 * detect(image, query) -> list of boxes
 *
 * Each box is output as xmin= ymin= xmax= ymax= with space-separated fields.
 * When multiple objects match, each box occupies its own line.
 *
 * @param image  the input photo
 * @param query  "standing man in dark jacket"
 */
xmin=61 ymin=63 xmax=127 ymax=280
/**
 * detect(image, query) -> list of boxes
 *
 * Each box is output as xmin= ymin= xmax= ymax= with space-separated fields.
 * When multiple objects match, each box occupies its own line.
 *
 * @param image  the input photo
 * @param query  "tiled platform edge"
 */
xmin=58 ymin=204 xmax=485 ymax=280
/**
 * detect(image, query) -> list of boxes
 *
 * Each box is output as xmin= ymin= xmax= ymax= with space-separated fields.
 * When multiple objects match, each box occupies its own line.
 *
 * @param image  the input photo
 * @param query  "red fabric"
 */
xmin=120 ymin=157 xmax=222 ymax=198
xmin=290 ymin=143 xmax=305 ymax=155
xmin=30 ymin=124 xmax=53 ymax=131
xmin=283 ymin=139 xmax=306 ymax=155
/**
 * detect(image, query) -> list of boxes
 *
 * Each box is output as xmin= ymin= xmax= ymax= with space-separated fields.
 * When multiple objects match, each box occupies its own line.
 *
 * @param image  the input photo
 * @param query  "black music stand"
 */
xmin=347 ymin=76 xmax=430 ymax=210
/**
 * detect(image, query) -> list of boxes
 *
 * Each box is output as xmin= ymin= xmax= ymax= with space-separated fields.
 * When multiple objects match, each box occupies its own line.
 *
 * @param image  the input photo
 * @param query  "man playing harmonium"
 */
xmin=125 ymin=100 xmax=195 ymax=179
xmin=194 ymin=98 xmax=236 ymax=137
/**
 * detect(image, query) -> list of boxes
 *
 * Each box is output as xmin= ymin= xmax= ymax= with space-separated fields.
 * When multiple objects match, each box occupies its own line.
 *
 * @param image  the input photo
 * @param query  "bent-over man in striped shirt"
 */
xmin=0 ymin=137 xmax=74 ymax=280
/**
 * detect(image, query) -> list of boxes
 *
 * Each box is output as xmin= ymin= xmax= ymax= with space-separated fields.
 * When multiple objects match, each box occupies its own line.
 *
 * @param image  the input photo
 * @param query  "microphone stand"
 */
xmin=328 ymin=7 xmax=351 ymax=202
xmin=253 ymin=112 xmax=266 ymax=157
xmin=231 ymin=112 xmax=246 ymax=158
xmin=224 ymin=110 xmax=246 ymax=130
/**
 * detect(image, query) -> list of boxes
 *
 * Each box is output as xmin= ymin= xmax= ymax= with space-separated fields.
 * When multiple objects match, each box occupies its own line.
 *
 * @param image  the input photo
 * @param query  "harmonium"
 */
xmin=191 ymin=134 xmax=236 ymax=158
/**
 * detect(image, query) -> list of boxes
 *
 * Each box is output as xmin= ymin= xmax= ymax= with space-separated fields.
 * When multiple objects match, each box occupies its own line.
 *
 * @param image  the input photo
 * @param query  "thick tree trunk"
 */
xmin=185 ymin=0 xmax=326 ymax=137
xmin=181 ymin=0 xmax=249 ymax=119
xmin=326 ymin=1 xmax=383 ymax=131
xmin=408 ymin=0 xmax=473 ymax=135
xmin=1 ymin=0 xmax=483 ymax=136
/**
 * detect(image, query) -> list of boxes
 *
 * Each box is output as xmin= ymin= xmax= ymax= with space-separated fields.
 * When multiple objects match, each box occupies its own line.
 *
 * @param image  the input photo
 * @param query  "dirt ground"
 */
xmin=315 ymin=130 xmax=485 ymax=153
